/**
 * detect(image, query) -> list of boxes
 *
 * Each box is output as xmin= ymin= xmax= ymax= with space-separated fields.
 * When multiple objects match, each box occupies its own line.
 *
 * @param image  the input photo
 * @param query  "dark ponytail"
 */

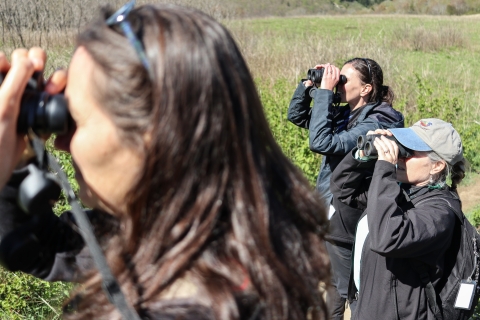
xmin=450 ymin=161 xmax=466 ymax=191
xmin=381 ymin=85 xmax=395 ymax=105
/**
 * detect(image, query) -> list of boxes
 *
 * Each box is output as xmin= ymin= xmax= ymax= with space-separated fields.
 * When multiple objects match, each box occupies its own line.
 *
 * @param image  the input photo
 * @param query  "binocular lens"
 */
xmin=17 ymin=93 xmax=70 ymax=135
xmin=357 ymin=135 xmax=368 ymax=150
xmin=364 ymin=141 xmax=376 ymax=157
xmin=357 ymin=134 xmax=414 ymax=158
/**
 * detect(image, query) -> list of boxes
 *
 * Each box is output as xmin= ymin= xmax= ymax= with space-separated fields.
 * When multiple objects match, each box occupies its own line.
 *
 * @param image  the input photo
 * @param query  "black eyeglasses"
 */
xmin=106 ymin=0 xmax=154 ymax=80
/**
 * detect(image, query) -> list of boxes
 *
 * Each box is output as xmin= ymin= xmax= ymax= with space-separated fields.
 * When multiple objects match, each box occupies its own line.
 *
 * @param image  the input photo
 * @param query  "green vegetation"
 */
xmin=0 ymin=11 xmax=479 ymax=319
xmin=0 ymin=140 xmax=76 ymax=319
xmin=468 ymin=206 xmax=480 ymax=229
xmin=0 ymin=272 xmax=70 ymax=320
xmin=226 ymin=15 xmax=480 ymax=184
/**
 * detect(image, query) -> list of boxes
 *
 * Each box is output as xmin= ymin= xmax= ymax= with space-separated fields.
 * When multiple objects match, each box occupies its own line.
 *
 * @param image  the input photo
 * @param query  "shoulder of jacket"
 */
xmin=361 ymin=101 xmax=381 ymax=113
xmin=349 ymin=102 xmax=381 ymax=124
xmin=411 ymin=190 xmax=461 ymax=212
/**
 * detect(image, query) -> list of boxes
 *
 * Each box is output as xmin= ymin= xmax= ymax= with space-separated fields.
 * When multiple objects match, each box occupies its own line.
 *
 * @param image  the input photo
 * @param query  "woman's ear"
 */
xmin=360 ymin=84 xmax=372 ymax=97
xmin=430 ymin=160 xmax=446 ymax=175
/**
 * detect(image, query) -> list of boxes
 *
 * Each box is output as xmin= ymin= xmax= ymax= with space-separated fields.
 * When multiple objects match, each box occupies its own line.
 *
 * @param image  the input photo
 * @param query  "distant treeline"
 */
xmin=0 ymin=0 xmax=233 ymax=49
xmin=0 ymin=0 xmax=478 ymax=50
xmin=229 ymin=0 xmax=480 ymax=17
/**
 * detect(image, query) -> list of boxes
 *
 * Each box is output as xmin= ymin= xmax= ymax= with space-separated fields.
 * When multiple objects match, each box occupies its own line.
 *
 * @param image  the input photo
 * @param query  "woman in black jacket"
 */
xmin=288 ymin=58 xmax=404 ymax=319
xmin=331 ymin=118 xmax=466 ymax=320
xmin=0 ymin=3 xmax=330 ymax=320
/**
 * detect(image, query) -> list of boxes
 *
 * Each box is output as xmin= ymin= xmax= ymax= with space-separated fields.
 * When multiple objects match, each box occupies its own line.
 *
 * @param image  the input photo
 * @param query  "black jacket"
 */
xmin=287 ymin=82 xmax=404 ymax=205
xmin=331 ymin=151 xmax=460 ymax=320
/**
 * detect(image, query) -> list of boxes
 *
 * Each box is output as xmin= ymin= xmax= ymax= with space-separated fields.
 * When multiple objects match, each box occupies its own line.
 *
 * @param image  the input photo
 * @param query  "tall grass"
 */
xmin=227 ymin=15 xmax=480 ymax=113
xmin=0 ymin=0 xmax=234 ymax=53
xmin=224 ymin=14 xmax=480 ymax=183
xmin=227 ymin=15 xmax=480 ymax=122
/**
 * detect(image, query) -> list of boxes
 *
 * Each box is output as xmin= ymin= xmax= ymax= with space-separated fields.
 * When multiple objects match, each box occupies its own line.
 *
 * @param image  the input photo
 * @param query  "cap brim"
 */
xmin=389 ymin=128 xmax=432 ymax=152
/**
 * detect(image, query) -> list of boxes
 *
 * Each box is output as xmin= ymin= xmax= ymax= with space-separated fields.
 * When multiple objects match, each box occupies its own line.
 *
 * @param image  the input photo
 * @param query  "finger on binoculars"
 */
xmin=3 ymin=59 xmax=34 ymax=88
xmin=0 ymin=56 xmax=33 ymax=119
xmin=373 ymin=136 xmax=388 ymax=151
xmin=27 ymin=47 xmax=47 ymax=71
xmin=380 ymin=136 xmax=399 ymax=155
xmin=45 ymin=69 xmax=67 ymax=94
xmin=374 ymin=138 xmax=398 ymax=162
xmin=315 ymin=63 xmax=328 ymax=69
xmin=384 ymin=129 xmax=394 ymax=136
xmin=11 ymin=49 xmax=29 ymax=64
xmin=0 ymin=52 xmax=10 ymax=73
xmin=332 ymin=66 xmax=340 ymax=77
xmin=370 ymin=128 xmax=390 ymax=135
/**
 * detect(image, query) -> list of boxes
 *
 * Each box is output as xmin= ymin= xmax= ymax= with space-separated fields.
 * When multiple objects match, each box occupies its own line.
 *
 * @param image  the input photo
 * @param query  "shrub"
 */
xmin=458 ymin=124 xmax=480 ymax=173
xmin=411 ymin=74 xmax=479 ymax=173
xmin=468 ymin=206 xmax=480 ymax=230
xmin=258 ymin=78 xmax=320 ymax=186
xmin=391 ymin=24 xmax=466 ymax=52
xmin=0 ymin=270 xmax=71 ymax=320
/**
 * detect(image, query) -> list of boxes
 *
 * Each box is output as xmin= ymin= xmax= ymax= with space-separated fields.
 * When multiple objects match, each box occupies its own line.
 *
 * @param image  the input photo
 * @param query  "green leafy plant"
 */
xmin=411 ymin=74 xmax=479 ymax=173
xmin=468 ymin=206 xmax=480 ymax=230
xmin=258 ymin=77 xmax=320 ymax=186
xmin=0 ymin=270 xmax=71 ymax=320
xmin=458 ymin=124 xmax=480 ymax=173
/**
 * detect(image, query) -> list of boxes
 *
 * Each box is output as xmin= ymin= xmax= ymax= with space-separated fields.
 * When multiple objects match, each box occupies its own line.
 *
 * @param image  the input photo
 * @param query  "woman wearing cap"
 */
xmin=330 ymin=118 xmax=465 ymax=319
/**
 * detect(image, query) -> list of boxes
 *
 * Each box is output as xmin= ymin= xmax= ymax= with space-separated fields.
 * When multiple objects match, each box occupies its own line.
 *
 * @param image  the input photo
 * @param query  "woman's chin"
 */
xmin=77 ymin=185 xmax=124 ymax=215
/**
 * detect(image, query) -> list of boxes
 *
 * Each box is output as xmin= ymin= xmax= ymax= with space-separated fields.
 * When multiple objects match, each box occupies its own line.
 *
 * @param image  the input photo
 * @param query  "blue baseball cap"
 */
xmin=389 ymin=118 xmax=464 ymax=165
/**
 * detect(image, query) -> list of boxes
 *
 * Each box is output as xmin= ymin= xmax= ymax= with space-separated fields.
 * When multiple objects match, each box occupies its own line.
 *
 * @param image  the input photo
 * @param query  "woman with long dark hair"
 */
xmin=0 ymin=3 xmax=330 ymax=319
xmin=288 ymin=58 xmax=404 ymax=318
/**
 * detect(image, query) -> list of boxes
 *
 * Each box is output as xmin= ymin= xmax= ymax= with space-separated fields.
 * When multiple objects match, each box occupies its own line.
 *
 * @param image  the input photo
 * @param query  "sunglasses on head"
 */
xmin=361 ymin=58 xmax=372 ymax=84
xmin=105 ymin=0 xmax=154 ymax=80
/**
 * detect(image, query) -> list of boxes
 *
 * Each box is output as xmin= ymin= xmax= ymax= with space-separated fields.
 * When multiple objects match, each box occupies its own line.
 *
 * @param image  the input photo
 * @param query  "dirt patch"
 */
xmin=457 ymin=173 xmax=480 ymax=212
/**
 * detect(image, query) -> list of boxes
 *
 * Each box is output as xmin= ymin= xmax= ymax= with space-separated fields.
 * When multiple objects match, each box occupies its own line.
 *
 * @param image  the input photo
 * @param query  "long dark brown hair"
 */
xmin=67 ymin=3 xmax=329 ymax=320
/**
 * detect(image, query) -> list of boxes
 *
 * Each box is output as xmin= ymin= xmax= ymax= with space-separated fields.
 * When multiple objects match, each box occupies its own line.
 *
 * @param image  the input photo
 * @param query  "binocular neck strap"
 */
xmin=30 ymin=135 xmax=142 ymax=320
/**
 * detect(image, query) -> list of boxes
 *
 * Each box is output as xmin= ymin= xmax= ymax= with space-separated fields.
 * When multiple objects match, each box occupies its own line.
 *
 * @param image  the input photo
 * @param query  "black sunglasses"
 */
xmin=106 ymin=0 xmax=154 ymax=80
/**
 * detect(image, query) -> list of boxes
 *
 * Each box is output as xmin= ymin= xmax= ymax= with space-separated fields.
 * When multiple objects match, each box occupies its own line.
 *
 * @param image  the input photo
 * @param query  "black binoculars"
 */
xmin=0 ymin=71 xmax=70 ymax=135
xmin=307 ymin=68 xmax=347 ymax=86
xmin=357 ymin=134 xmax=413 ymax=158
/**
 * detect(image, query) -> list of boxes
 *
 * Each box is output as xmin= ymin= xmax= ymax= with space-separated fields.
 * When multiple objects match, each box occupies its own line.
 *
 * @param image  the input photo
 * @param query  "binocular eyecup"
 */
xmin=0 ymin=71 xmax=71 ymax=135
